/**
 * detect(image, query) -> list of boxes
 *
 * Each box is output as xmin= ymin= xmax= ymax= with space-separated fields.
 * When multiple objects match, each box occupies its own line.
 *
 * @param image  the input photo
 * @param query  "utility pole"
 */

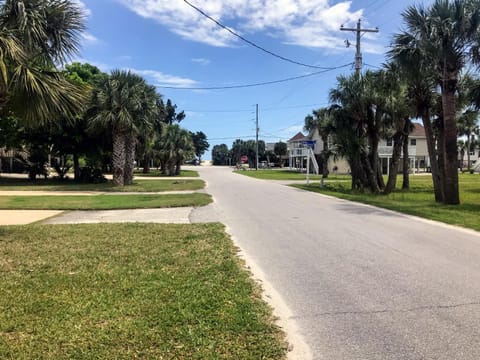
xmin=340 ymin=19 xmax=378 ymax=75
xmin=255 ymin=104 xmax=259 ymax=170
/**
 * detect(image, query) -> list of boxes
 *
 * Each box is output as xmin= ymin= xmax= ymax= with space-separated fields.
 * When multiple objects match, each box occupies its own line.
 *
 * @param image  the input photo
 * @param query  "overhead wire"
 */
xmin=183 ymin=0 xmax=340 ymax=70
xmin=157 ymin=63 xmax=353 ymax=90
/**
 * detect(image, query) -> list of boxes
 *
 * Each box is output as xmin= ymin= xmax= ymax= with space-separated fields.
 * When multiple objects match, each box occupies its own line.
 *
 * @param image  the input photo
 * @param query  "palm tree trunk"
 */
xmin=467 ymin=132 xmax=471 ymax=171
xmin=422 ymin=109 xmax=444 ymax=202
xmin=73 ymin=153 xmax=80 ymax=182
xmin=112 ymin=128 xmax=126 ymax=186
xmin=384 ymin=132 xmax=404 ymax=194
xmin=442 ymin=80 xmax=460 ymax=205
xmin=124 ymin=135 xmax=135 ymax=185
xmin=142 ymin=153 xmax=150 ymax=173
xmin=402 ymin=133 xmax=410 ymax=190
xmin=175 ymin=160 xmax=181 ymax=175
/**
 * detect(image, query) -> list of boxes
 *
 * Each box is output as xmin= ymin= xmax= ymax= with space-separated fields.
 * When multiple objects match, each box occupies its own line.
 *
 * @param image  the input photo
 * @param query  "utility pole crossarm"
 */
xmin=340 ymin=19 xmax=379 ymax=74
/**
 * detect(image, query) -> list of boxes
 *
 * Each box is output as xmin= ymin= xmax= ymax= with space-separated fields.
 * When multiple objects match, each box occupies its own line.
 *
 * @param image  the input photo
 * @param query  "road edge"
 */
xmin=224 ymin=225 xmax=313 ymax=360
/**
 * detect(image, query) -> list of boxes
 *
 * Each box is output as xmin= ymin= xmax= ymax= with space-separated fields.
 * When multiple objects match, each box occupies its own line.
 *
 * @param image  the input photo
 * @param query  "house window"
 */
xmin=386 ymin=138 xmax=393 ymax=146
xmin=410 ymin=139 xmax=417 ymax=146
xmin=327 ymin=135 xmax=334 ymax=150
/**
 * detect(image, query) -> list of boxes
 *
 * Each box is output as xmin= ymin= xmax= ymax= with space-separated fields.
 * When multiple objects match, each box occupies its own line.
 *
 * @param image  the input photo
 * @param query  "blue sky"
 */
xmin=75 ymin=0 xmax=431 ymax=159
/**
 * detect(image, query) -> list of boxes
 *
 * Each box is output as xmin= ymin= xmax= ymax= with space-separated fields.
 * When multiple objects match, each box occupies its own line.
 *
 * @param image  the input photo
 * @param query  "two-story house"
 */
xmin=291 ymin=122 xmax=430 ymax=174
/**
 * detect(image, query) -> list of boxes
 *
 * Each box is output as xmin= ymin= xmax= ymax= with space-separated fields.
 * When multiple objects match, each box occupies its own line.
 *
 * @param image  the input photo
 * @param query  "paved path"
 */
xmin=191 ymin=166 xmax=480 ymax=360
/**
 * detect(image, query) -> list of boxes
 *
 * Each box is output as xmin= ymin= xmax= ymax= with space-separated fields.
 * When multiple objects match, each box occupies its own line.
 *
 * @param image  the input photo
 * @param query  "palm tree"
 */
xmin=159 ymin=124 xmax=194 ymax=176
xmin=90 ymin=70 xmax=157 ymax=186
xmin=330 ymin=72 xmax=382 ymax=193
xmin=391 ymin=0 xmax=480 ymax=205
xmin=0 ymin=0 xmax=88 ymax=125
xmin=304 ymin=107 xmax=334 ymax=187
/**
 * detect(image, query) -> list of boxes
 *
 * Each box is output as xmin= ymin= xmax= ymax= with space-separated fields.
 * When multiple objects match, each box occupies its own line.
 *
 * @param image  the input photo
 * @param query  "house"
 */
xmin=294 ymin=123 xmax=430 ymax=174
xmin=377 ymin=123 xmax=429 ymax=174
xmin=287 ymin=132 xmax=311 ymax=170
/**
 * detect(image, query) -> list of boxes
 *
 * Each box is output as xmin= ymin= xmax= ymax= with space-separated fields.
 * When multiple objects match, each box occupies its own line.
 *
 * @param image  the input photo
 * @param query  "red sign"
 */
xmin=240 ymin=155 xmax=248 ymax=163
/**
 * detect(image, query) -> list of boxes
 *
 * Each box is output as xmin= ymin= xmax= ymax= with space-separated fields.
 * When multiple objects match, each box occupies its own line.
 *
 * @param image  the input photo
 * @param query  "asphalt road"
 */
xmin=192 ymin=166 xmax=480 ymax=360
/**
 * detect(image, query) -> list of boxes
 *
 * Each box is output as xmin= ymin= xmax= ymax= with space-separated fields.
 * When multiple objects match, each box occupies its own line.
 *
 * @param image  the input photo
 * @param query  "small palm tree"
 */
xmin=159 ymin=124 xmax=194 ymax=176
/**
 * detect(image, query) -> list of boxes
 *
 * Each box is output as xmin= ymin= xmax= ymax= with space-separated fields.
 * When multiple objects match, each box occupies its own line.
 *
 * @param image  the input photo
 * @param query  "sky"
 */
xmin=75 ymin=0 xmax=432 ymax=159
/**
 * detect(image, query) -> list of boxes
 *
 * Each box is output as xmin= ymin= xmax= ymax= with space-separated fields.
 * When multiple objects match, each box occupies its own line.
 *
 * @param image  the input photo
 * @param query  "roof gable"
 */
xmin=288 ymin=132 xmax=307 ymax=142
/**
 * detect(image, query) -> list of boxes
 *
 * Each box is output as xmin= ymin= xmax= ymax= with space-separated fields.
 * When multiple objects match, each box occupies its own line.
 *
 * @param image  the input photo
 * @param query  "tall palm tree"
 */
xmin=0 ymin=0 xmax=88 ymax=125
xmin=90 ymin=70 xmax=157 ymax=186
xmin=391 ymin=0 xmax=480 ymax=205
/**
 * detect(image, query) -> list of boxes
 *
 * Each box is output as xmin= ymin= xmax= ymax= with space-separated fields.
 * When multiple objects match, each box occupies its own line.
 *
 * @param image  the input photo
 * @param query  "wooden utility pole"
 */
xmin=340 ymin=20 xmax=379 ymax=75
xmin=255 ymin=104 xmax=259 ymax=170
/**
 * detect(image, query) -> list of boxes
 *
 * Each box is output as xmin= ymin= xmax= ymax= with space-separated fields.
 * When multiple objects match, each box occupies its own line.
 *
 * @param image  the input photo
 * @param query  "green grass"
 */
xmin=0 ymin=178 xmax=205 ymax=192
xmin=0 ymin=223 xmax=287 ymax=359
xmin=0 ymin=193 xmax=212 ymax=210
xmin=235 ymin=169 xmax=350 ymax=181
xmin=293 ymin=173 xmax=480 ymax=231
xmin=133 ymin=169 xmax=199 ymax=177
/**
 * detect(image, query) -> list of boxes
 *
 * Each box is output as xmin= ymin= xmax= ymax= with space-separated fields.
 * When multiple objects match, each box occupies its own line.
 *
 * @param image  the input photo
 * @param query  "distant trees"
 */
xmin=190 ymin=131 xmax=209 ymax=163
xmin=212 ymin=144 xmax=230 ymax=165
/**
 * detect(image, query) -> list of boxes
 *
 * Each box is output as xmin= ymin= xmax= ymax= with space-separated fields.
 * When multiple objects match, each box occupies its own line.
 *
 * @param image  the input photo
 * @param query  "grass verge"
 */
xmin=235 ymin=169 xmax=350 ymax=181
xmin=0 ymin=178 xmax=205 ymax=192
xmin=133 ymin=169 xmax=199 ymax=177
xmin=293 ymin=173 xmax=480 ymax=232
xmin=0 ymin=193 xmax=212 ymax=210
xmin=0 ymin=223 xmax=287 ymax=359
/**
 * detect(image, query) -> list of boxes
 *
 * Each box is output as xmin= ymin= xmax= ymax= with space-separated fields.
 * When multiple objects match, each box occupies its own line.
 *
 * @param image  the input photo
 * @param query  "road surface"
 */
xmin=191 ymin=166 xmax=480 ymax=360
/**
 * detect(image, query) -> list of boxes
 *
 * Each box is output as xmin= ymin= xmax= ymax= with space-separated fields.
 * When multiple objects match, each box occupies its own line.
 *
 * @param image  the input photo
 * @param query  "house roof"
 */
xmin=287 ymin=132 xmax=308 ymax=142
xmin=411 ymin=123 xmax=426 ymax=137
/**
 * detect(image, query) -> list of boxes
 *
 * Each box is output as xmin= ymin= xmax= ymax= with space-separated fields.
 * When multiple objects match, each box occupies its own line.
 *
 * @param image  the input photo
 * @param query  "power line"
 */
xmin=183 ymin=0 xmax=339 ymax=70
xmin=157 ymin=63 xmax=353 ymax=90
xmin=185 ymin=102 xmax=329 ymax=113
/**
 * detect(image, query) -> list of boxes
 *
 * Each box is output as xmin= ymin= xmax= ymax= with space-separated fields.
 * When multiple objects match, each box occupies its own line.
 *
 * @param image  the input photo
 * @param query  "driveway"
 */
xmin=191 ymin=166 xmax=480 ymax=360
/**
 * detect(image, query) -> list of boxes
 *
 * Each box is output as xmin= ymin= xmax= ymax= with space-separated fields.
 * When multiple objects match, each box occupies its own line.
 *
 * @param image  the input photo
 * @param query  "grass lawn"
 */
xmin=235 ymin=169 xmax=350 ymax=181
xmin=0 ymin=178 xmax=205 ymax=192
xmin=0 ymin=193 xmax=212 ymax=210
xmin=134 ymin=169 xmax=199 ymax=177
xmin=293 ymin=173 xmax=480 ymax=232
xmin=0 ymin=223 xmax=287 ymax=359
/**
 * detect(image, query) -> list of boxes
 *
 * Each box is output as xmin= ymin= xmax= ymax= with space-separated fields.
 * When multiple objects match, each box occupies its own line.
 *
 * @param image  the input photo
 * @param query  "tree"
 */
xmin=391 ymin=0 xmax=480 ymax=204
xmin=212 ymin=144 xmax=230 ymax=165
xmin=190 ymin=131 xmax=209 ymax=162
xmin=62 ymin=62 xmax=108 ymax=180
xmin=90 ymin=70 xmax=157 ymax=186
xmin=304 ymin=108 xmax=335 ymax=186
xmin=161 ymin=99 xmax=185 ymax=125
xmin=0 ymin=0 xmax=88 ymax=125
xmin=273 ymin=142 xmax=287 ymax=166
xmin=159 ymin=124 xmax=194 ymax=175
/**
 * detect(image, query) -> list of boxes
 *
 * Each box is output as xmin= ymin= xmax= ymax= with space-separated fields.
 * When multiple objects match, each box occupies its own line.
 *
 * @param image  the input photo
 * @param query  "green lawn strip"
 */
xmin=133 ymin=169 xmax=199 ymax=177
xmin=0 ymin=178 xmax=205 ymax=192
xmin=0 ymin=223 xmax=287 ymax=359
xmin=0 ymin=193 xmax=212 ymax=210
xmin=235 ymin=169 xmax=350 ymax=181
xmin=292 ymin=173 xmax=480 ymax=232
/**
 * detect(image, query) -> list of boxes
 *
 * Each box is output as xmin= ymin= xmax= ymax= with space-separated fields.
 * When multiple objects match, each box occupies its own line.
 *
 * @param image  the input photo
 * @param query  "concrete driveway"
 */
xmin=191 ymin=166 xmax=480 ymax=360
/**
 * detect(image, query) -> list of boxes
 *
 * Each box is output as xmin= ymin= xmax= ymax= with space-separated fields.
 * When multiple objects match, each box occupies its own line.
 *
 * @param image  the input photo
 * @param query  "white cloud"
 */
xmin=129 ymin=68 xmax=198 ymax=87
xmin=81 ymin=32 xmax=99 ymax=44
xmin=192 ymin=58 xmax=211 ymax=66
xmin=74 ymin=0 xmax=92 ymax=17
xmin=116 ymin=0 xmax=378 ymax=52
